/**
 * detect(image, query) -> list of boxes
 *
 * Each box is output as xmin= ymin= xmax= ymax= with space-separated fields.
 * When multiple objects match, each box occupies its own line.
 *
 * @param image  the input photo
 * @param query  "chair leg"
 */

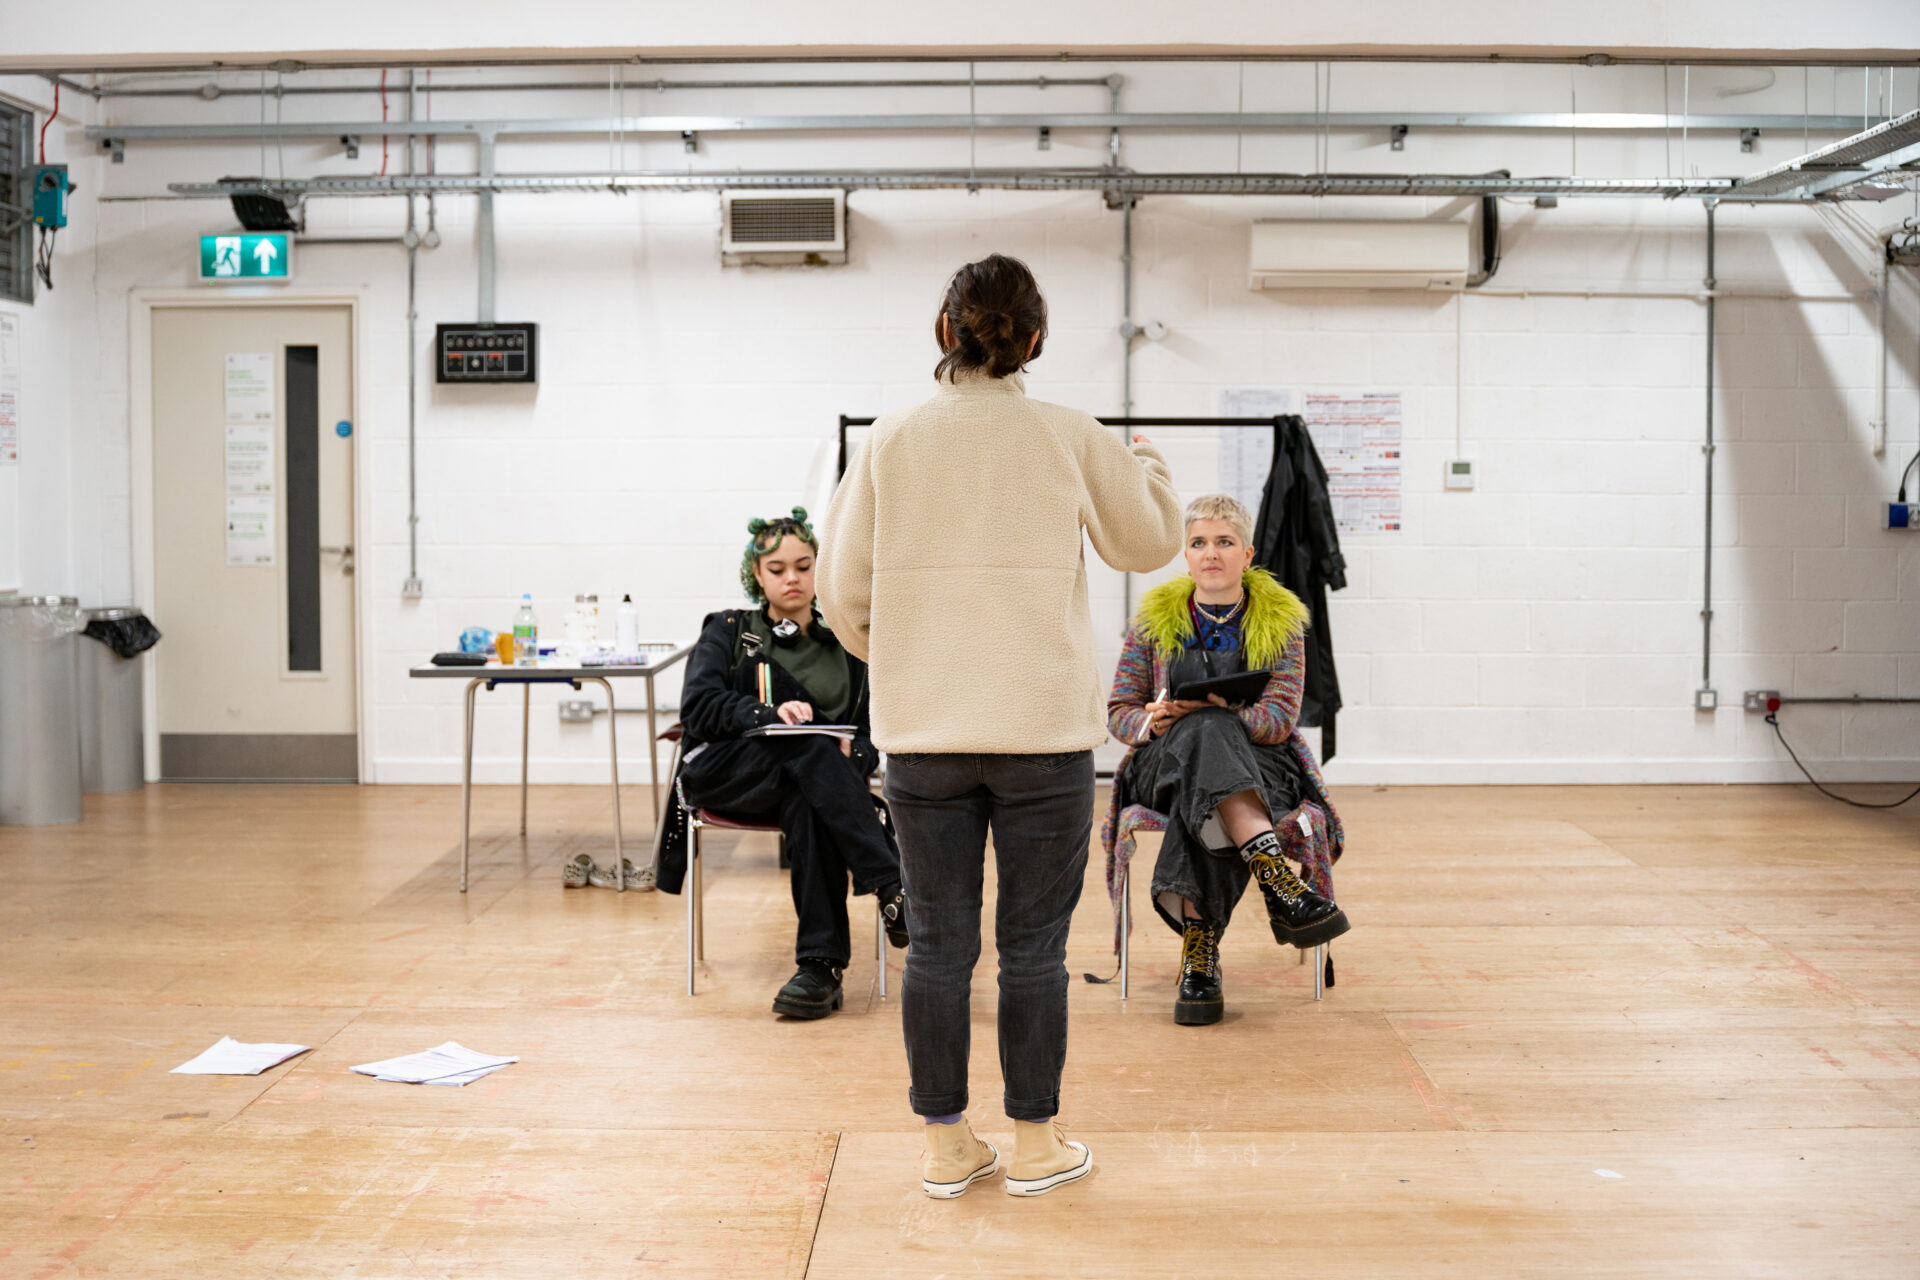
xmin=693 ymin=830 xmax=705 ymax=964
xmin=686 ymin=833 xmax=699 ymax=996
xmin=1118 ymin=863 xmax=1130 ymax=1001
xmin=1313 ymin=942 xmax=1325 ymax=1001
xmin=876 ymin=899 xmax=887 ymax=1000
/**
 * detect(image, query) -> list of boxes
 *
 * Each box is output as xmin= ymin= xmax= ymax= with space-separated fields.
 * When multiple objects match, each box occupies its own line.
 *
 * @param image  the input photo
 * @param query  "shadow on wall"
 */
xmin=1718 ymin=214 xmax=1919 ymax=763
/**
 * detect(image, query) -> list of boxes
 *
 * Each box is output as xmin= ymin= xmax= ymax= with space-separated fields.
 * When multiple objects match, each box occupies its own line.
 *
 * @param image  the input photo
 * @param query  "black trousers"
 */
xmin=1121 ymin=708 xmax=1307 ymax=938
xmin=679 ymin=734 xmax=901 ymax=969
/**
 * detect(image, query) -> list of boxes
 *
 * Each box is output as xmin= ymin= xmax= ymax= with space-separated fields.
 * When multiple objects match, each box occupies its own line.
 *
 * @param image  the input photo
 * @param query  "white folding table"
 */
xmin=409 ymin=646 xmax=691 ymax=892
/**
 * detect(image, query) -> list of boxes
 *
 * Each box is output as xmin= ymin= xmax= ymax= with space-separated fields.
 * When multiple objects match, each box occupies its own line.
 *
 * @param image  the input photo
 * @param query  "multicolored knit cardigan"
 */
xmin=1101 ymin=568 xmax=1344 ymax=952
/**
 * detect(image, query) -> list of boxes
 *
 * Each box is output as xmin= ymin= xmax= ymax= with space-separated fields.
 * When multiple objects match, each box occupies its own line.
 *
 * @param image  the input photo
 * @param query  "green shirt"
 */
xmin=745 ymin=611 xmax=852 ymax=723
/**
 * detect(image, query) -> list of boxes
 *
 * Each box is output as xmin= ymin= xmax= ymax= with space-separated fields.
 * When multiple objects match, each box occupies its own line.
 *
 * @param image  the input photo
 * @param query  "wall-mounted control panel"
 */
xmin=435 ymin=322 xmax=538 ymax=384
xmin=1444 ymin=458 xmax=1476 ymax=490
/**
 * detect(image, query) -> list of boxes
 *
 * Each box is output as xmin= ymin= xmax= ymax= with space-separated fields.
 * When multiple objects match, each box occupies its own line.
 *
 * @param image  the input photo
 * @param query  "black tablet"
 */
xmin=1169 ymin=668 xmax=1272 ymax=707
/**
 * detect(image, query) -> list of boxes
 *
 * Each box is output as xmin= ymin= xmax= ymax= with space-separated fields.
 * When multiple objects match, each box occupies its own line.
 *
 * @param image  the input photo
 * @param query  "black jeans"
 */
xmin=680 ymin=734 xmax=901 ymax=970
xmin=1122 ymin=708 xmax=1306 ymax=936
xmin=883 ymin=750 xmax=1094 ymax=1122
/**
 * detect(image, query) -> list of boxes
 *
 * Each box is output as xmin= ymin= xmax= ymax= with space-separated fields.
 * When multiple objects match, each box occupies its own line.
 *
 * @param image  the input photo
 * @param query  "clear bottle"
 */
xmin=616 ymin=593 xmax=638 ymax=654
xmin=513 ymin=594 xmax=538 ymax=666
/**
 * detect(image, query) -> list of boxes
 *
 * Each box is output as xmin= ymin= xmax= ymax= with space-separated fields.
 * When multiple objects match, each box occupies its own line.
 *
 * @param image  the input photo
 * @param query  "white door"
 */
xmin=151 ymin=305 xmax=357 ymax=780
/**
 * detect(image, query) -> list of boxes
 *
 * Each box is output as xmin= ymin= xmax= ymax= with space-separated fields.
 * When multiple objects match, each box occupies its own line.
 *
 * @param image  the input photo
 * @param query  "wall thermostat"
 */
xmin=1444 ymin=458 xmax=1476 ymax=490
xmin=435 ymin=322 xmax=538 ymax=384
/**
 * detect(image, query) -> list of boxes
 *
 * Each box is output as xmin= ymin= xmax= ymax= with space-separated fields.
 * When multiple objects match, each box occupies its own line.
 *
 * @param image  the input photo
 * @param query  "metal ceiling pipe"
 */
xmin=23 ymin=52 xmax=1919 ymax=74
xmin=404 ymin=69 xmax=424 ymax=599
xmin=476 ymin=133 xmax=497 ymax=321
xmin=1699 ymin=200 xmax=1718 ymax=708
xmin=81 ymin=73 xmax=1121 ymax=98
xmin=86 ymin=110 xmax=1886 ymax=144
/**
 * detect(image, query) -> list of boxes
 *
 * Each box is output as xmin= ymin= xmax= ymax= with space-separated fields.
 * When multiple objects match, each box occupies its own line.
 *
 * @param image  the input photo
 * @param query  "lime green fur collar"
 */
xmin=1135 ymin=568 xmax=1310 ymax=668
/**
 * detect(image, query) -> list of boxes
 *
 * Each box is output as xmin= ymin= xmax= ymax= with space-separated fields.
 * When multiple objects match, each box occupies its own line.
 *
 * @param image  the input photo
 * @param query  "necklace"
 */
xmin=1193 ymin=595 xmax=1245 ymax=625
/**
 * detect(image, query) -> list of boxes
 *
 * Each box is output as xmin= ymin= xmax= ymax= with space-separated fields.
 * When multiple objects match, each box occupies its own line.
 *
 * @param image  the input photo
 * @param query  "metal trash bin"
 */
xmin=0 ymin=594 xmax=86 ymax=825
xmin=79 ymin=606 xmax=148 ymax=794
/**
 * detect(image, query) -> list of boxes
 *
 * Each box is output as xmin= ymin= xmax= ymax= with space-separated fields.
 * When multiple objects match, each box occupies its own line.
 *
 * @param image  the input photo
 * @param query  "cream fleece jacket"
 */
xmin=817 ymin=371 xmax=1183 ymax=754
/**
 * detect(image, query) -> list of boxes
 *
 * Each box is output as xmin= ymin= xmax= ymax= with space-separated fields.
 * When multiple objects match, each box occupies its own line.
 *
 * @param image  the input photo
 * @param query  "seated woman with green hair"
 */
xmin=1106 ymin=493 xmax=1349 ymax=1026
xmin=657 ymin=507 xmax=908 ymax=1019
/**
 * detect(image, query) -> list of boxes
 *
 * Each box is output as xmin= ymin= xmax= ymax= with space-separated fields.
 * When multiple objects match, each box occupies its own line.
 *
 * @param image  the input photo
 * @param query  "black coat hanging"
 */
xmin=1250 ymin=415 xmax=1347 ymax=761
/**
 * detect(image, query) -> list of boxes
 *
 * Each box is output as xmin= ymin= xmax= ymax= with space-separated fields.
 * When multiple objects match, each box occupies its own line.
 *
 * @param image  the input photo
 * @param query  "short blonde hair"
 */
xmin=1183 ymin=493 xmax=1254 ymax=545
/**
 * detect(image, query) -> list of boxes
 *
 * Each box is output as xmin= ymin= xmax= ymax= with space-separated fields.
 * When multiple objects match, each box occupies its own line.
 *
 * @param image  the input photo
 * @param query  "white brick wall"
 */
xmin=10 ymin=62 xmax=1919 ymax=784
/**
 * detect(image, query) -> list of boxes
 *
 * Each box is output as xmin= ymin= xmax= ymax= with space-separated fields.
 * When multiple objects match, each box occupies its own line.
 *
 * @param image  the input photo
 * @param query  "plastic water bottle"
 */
xmin=616 ymin=594 xmax=638 ymax=654
xmin=513 ymin=594 xmax=538 ymax=666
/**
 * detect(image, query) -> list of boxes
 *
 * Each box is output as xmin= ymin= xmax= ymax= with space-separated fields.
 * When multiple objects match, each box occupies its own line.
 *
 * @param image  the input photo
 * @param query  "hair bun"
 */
xmin=746 ymin=517 xmax=769 ymax=535
xmin=962 ymin=302 xmax=1017 ymax=344
xmin=790 ymin=506 xmax=808 ymax=522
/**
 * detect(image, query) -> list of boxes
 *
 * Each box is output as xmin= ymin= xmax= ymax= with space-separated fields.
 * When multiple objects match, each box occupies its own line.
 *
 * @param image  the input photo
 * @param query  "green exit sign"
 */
xmin=199 ymin=233 xmax=291 ymax=281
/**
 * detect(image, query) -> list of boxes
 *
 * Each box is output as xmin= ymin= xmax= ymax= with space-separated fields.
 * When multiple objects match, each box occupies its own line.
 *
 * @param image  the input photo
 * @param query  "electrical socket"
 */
xmin=1886 ymin=502 xmax=1914 ymax=530
xmin=1743 ymin=690 xmax=1780 ymax=714
xmin=557 ymin=699 xmax=596 ymax=723
xmin=1694 ymin=688 xmax=1718 ymax=712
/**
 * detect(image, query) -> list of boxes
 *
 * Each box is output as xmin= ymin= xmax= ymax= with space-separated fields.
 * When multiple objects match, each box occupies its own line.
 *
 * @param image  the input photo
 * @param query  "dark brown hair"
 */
xmin=932 ymin=253 xmax=1048 ymax=381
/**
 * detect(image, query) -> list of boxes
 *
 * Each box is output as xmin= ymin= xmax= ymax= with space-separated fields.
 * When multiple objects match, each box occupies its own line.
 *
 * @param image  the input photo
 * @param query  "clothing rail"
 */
xmin=834 ymin=414 xmax=1290 ymax=479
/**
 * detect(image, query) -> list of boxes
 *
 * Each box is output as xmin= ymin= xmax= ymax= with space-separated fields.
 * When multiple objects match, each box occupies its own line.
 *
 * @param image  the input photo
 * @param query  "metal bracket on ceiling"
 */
xmin=100 ymin=136 xmax=123 ymax=163
xmin=1037 ymin=126 xmax=1051 ymax=151
xmin=682 ymin=130 xmax=697 ymax=154
xmin=340 ymin=134 xmax=359 ymax=160
xmin=1740 ymin=128 xmax=1760 ymax=154
xmin=1391 ymin=124 xmax=1409 ymax=151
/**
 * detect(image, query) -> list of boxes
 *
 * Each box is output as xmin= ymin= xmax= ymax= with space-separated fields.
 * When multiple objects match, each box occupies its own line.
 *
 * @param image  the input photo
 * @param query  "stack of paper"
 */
xmin=745 ymin=723 xmax=856 ymax=740
xmin=170 ymin=1036 xmax=311 ymax=1076
xmin=349 ymin=1041 xmax=517 ymax=1086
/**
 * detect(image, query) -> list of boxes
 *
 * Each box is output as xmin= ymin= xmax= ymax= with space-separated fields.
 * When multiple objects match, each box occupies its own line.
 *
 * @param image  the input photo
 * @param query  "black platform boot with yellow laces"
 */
xmin=1240 ymin=830 xmax=1350 ymax=949
xmin=1174 ymin=920 xmax=1224 ymax=1026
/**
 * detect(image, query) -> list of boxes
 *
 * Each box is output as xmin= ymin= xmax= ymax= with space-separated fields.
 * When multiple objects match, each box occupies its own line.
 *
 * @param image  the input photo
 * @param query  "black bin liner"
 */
xmin=82 ymin=614 xmax=162 ymax=659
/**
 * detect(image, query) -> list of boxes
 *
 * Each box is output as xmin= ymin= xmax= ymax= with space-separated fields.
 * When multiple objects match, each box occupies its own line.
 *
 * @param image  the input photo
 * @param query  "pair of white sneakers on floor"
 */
xmin=560 ymin=852 xmax=654 ymax=890
xmin=922 ymin=1117 xmax=1092 ymax=1199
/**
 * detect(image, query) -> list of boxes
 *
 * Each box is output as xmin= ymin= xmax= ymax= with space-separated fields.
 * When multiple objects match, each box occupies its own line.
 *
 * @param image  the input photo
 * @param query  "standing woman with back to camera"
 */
xmin=819 ymin=254 xmax=1182 ymax=1199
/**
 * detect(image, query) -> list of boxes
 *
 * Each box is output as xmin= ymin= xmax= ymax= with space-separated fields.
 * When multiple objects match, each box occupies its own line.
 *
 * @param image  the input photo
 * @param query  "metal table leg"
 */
xmin=519 ymin=683 xmax=530 ymax=836
xmin=1119 ymin=862 xmax=1130 ymax=1001
xmin=459 ymin=677 xmax=481 ymax=893
xmin=583 ymin=676 xmax=624 ymax=889
xmin=1314 ymin=943 xmax=1326 ymax=1001
xmin=644 ymin=672 xmax=661 ymax=826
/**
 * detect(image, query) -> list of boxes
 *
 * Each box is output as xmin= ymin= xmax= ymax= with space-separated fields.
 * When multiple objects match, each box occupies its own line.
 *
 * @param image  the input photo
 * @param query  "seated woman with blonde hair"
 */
xmin=1105 ymin=493 xmax=1349 ymax=1025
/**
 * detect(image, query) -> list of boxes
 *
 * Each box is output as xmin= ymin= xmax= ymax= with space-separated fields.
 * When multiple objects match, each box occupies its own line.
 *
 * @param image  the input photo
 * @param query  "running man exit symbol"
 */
xmin=199 ymin=232 xmax=292 ymax=281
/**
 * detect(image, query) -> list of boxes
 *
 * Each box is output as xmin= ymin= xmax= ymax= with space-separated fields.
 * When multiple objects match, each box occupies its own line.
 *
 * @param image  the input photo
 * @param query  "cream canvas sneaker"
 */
xmin=921 ymin=1118 xmax=1000 ymax=1199
xmin=1004 ymin=1118 xmax=1091 ymax=1197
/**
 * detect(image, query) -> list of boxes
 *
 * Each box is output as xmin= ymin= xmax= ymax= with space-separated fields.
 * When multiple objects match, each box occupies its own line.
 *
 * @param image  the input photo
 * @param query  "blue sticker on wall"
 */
xmin=335 ymin=420 xmax=352 ymax=438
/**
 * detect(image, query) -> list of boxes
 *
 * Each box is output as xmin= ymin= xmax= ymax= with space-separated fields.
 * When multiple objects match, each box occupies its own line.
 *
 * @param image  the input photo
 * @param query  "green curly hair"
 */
xmin=739 ymin=507 xmax=819 ymax=604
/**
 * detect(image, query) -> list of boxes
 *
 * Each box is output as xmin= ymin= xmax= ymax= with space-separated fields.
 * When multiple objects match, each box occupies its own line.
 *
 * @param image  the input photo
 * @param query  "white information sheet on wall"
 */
xmin=224 ymin=353 xmax=276 ymax=564
xmin=1302 ymin=390 xmax=1404 ymax=534
xmin=1216 ymin=388 xmax=1293 ymax=514
xmin=0 ymin=312 xmax=20 ymax=465
xmin=224 ymin=353 xmax=275 ymax=425
xmin=226 ymin=494 xmax=275 ymax=566
xmin=225 ymin=423 xmax=273 ymax=493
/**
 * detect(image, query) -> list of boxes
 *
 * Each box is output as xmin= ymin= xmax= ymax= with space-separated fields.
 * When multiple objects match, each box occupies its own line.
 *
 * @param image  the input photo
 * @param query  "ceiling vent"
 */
xmin=721 ymin=190 xmax=847 ymax=266
xmin=1250 ymin=219 xmax=1470 ymax=291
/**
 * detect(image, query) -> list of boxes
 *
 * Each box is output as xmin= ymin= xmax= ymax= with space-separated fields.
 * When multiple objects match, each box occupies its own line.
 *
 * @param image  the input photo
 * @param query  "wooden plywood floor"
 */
xmin=1 ymin=781 xmax=1915 ymax=1277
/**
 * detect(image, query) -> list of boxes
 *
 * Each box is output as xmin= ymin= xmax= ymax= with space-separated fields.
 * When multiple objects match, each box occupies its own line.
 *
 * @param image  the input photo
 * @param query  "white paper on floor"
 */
xmin=349 ymin=1041 xmax=518 ymax=1085
xmin=170 ymin=1036 xmax=311 ymax=1076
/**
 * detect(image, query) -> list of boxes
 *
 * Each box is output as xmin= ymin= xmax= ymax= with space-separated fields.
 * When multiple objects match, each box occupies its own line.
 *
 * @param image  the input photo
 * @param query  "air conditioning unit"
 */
xmin=721 ymin=190 xmax=847 ymax=266
xmin=1250 ymin=219 xmax=1471 ymax=291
